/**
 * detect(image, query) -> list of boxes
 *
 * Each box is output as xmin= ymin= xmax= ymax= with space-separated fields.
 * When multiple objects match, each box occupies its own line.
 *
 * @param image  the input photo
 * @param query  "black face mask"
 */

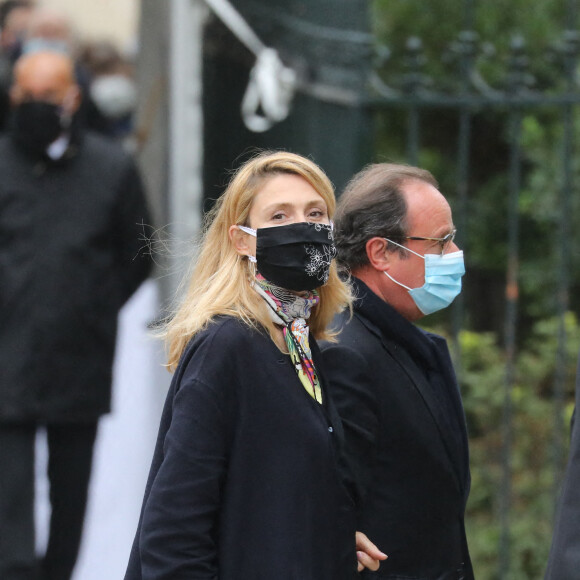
xmin=10 ymin=101 xmax=66 ymax=154
xmin=240 ymin=222 xmax=336 ymax=291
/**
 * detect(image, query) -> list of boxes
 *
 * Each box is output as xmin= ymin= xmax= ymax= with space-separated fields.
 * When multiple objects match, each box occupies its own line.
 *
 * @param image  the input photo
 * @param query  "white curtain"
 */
xmin=35 ymin=280 xmax=169 ymax=580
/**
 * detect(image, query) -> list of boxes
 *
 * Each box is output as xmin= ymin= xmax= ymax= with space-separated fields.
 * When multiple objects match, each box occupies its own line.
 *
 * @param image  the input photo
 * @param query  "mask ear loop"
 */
xmin=383 ymin=238 xmax=421 ymax=292
xmin=237 ymin=225 xmax=257 ymax=236
xmin=234 ymin=224 xmax=259 ymax=282
xmin=384 ymin=270 xmax=412 ymax=291
xmin=236 ymin=224 xmax=258 ymax=277
xmin=247 ymin=255 xmax=257 ymax=278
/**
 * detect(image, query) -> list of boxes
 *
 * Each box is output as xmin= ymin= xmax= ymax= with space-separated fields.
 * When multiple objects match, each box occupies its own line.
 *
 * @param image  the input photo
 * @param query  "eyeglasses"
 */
xmin=405 ymin=229 xmax=457 ymax=256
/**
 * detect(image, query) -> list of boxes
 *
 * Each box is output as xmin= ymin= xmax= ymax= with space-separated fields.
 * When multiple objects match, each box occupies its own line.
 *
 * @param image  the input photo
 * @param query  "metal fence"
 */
xmin=366 ymin=1 xmax=580 ymax=576
xmin=201 ymin=0 xmax=580 ymax=576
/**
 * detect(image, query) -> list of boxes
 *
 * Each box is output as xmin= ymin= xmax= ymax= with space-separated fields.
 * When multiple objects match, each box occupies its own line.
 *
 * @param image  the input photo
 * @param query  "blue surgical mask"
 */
xmin=22 ymin=38 xmax=71 ymax=56
xmin=384 ymin=239 xmax=465 ymax=315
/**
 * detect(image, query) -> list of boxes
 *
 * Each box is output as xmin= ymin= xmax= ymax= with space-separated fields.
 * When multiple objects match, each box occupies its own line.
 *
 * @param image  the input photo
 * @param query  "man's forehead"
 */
xmin=402 ymin=180 xmax=453 ymax=229
xmin=16 ymin=68 xmax=70 ymax=90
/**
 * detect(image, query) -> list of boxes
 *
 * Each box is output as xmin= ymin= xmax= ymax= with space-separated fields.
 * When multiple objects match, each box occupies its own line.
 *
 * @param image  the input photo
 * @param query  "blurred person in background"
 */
xmin=544 ymin=349 xmax=580 ymax=579
xmin=21 ymin=6 xmax=76 ymax=56
xmin=0 ymin=0 xmax=35 ymax=58
xmin=16 ymin=6 xmax=112 ymax=135
xmin=0 ymin=50 xmax=152 ymax=580
xmin=78 ymin=40 xmax=138 ymax=143
xmin=0 ymin=0 xmax=35 ymax=130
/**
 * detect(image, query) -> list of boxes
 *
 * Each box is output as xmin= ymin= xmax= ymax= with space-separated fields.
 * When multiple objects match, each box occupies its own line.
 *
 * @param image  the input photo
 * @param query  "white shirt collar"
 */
xmin=46 ymin=134 xmax=70 ymax=160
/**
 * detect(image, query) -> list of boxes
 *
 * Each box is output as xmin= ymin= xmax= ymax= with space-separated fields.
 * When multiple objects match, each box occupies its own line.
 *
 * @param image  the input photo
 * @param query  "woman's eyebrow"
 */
xmin=304 ymin=199 xmax=327 ymax=208
xmin=261 ymin=201 xmax=293 ymax=213
xmin=261 ymin=199 xmax=327 ymax=213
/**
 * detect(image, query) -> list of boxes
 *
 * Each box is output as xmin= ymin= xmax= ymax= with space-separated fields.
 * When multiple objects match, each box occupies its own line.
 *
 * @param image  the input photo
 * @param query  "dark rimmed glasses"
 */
xmin=405 ymin=229 xmax=457 ymax=256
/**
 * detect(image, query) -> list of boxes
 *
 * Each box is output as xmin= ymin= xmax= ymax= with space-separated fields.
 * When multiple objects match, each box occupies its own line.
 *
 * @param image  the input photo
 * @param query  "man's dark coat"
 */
xmin=544 ymin=351 xmax=580 ymax=579
xmin=0 ymin=130 xmax=151 ymax=422
xmin=322 ymin=277 xmax=474 ymax=579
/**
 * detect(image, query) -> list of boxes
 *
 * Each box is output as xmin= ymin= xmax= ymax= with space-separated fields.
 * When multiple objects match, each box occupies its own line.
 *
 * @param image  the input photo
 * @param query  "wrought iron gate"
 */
xmin=202 ymin=1 xmax=580 ymax=577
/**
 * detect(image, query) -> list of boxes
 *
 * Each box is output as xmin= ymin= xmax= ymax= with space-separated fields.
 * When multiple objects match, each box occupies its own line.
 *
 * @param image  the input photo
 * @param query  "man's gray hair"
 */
xmin=334 ymin=163 xmax=438 ymax=271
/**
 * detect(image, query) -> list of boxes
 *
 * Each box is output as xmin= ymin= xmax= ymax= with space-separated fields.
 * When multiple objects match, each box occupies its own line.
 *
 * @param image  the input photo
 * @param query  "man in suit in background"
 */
xmin=0 ymin=50 xmax=151 ymax=580
xmin=0 ymin=0 xmax=35 ymax=131
xmin=544 ymin=350 xmax=580 ymax=579
xmin=322 ymin=163 xmax=473 ymax=579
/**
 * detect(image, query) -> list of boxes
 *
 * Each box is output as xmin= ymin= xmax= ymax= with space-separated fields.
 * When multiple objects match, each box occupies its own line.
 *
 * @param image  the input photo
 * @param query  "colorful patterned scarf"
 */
xmin=254 ymin=274 xmax=323 ymax=403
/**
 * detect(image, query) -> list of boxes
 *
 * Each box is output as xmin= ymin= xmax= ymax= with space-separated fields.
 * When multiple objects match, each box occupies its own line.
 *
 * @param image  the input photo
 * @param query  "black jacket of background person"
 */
xmin=321 ymin=277 xmax=474 ymax=580
xmin=125 ymin=316 xmax=358 ymax=580
xmin=0 ymin=128 xmax=151 ymax=422
xmin=544 ymin=351 xmax=580 ymax=579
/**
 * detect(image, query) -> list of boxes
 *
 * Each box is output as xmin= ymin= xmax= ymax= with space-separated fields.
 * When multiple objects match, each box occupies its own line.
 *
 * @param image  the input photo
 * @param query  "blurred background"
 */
xmin=35 ymin=0 xmax=137 ymax=49
xmin=2 ymin=1 xmax=579 ymax=579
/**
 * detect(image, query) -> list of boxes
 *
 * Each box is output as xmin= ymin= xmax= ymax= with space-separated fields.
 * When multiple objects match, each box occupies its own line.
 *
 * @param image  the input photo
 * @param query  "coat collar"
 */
xmin=10 ymin=114 xmax=84 ymax=166
xmin=351 ymin=276 xmax=470 ymax=493
xmin=350 ymin=276 xmax=439 ymax=370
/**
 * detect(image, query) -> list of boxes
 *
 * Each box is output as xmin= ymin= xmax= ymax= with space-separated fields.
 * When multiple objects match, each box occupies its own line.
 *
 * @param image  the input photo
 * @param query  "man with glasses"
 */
xmin=322 ymin=163 xmax=473 ymax=580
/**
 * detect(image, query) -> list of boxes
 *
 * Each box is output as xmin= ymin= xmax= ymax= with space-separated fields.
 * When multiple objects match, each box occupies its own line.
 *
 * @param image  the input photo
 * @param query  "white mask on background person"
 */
xmin=90 ymin=74 xmax=137 ymax=119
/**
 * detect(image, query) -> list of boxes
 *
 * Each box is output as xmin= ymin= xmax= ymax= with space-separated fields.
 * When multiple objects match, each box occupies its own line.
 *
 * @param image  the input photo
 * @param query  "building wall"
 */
xmin=38 ymin=0 xmax=139 ymax=52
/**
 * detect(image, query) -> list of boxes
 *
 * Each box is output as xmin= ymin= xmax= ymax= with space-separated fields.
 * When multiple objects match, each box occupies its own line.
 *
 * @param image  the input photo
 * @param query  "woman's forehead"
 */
xmin=252 ymin=174 xmax=326 ymax=208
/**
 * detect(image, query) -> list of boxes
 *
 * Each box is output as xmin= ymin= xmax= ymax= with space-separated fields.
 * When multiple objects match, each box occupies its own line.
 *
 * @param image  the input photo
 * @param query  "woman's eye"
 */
xmin=272 ymin=212 xmax=285 ymax=221
xmin=308 ymin=209 xmax=326 ymax=219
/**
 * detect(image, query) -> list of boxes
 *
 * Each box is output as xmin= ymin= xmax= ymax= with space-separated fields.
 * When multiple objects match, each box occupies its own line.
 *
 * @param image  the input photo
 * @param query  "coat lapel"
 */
xmin=358 ymin=313 xmax=468 ymax=494
xmin=426 ymin=332 xmax=471 ymax=486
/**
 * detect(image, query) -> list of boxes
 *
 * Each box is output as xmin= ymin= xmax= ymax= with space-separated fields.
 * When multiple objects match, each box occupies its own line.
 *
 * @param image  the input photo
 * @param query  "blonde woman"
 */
xmin=125 ymin=151 xmax=386 ymax=580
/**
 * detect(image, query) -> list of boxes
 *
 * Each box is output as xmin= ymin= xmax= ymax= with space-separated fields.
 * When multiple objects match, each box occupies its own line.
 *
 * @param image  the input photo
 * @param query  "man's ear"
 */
xmin=228 ymin=225 xmax=253 ymax=257
xmin=365 ymin=237 xmax=391 ymax=272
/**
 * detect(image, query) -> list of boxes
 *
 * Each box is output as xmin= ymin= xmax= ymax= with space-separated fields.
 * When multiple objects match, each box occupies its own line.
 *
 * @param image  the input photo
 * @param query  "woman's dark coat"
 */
xmin=0 ymin=131 xmax=151 ymax=422
xmin=124 ymin=316 xmax=358 ymax=580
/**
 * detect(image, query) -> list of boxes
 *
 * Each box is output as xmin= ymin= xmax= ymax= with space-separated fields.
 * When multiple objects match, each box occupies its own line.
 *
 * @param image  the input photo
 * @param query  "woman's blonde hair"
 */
xmin=163 ymin=150 xmax=352 ymax=370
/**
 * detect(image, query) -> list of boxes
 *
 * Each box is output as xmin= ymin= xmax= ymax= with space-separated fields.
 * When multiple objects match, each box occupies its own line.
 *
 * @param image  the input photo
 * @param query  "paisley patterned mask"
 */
xmin=237 ymin=222 xmax=336 ymax=291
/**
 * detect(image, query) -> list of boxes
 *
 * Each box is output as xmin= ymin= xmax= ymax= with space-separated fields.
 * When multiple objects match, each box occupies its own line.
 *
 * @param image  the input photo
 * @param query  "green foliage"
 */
xmin=371 ymin=2 xmax=580 ymax=577
xmin=424 ymin=315 xmax=580 ymax=579
xmin=370 ymin=0 xmax=580 ymax=330
xmin=371 ymin=0 xmax=567 ymax=86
